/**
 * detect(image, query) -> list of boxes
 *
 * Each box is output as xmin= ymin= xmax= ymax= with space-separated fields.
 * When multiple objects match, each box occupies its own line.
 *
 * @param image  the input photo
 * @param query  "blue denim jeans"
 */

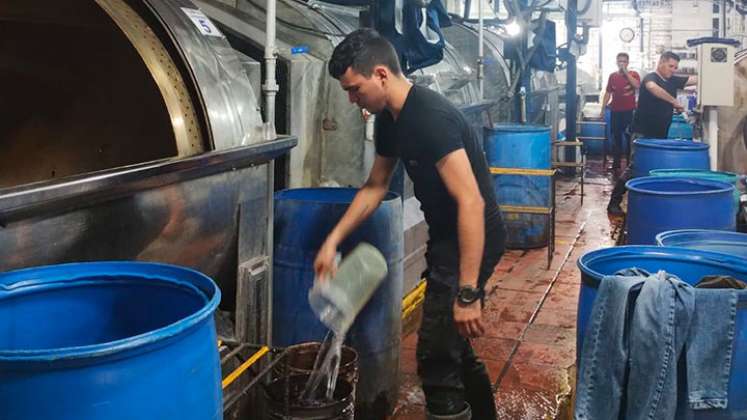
xmin=575 ymin=270 xmax=738 ymax=420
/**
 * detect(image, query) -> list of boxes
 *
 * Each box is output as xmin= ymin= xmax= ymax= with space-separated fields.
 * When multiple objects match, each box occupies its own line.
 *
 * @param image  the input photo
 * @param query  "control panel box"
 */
xmin=695 ymin=42 xmax=735 ymax=106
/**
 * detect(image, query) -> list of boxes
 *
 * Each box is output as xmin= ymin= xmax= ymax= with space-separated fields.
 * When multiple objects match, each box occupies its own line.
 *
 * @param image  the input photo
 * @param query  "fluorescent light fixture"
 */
xmin=506 ymin=19 xmax=522 ymax=37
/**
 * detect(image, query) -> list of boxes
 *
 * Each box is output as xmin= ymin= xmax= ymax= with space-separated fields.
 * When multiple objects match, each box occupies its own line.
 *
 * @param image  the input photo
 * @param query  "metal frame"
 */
xmin=489 ymin=167 xmax=557 ymax=269
xmin=0 ymin=137 xmax=296 ymax=226
xmin=220 ymin=339 xmax=291 ymax=414
xmin=576 ymin=119 xmax=609 ymax=170
xmin=552 ymin=139 xmax=586 ymax=205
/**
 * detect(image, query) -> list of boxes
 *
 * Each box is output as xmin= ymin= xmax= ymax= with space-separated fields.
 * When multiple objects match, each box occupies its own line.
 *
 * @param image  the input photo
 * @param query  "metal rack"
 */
xmin=489 ymin=167 xmax=557 ymax=269
xmin=551 ymin=117 xmax=610 ymax=206
xmin=576 ymin=119 xmax=609 ymax=170
xmin=219 ymin=339 xmax=290 ymax=415
xmin=552 ymin=139 xmax=586 ymax=205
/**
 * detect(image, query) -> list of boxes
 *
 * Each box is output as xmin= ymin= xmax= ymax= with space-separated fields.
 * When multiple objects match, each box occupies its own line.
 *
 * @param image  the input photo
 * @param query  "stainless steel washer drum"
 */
xmin=0 ymin=0 xmax=263 ymax=188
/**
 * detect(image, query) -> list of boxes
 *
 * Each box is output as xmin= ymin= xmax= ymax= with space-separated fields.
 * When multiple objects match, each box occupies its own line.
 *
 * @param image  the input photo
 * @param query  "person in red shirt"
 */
xmin=600 ymin=52 xmax=641 ymax=173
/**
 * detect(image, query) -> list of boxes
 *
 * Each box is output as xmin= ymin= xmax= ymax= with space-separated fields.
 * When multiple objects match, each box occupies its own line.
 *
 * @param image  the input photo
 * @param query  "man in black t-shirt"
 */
xmin=607 ymin=51 xmax=697 ymax=215
xmin=314 ymin=29 xmax=505 ymax=419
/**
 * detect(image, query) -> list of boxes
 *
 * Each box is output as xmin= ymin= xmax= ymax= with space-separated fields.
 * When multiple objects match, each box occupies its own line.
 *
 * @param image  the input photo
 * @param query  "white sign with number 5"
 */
xmin=181 ymin=8 xmax=224 ymax=38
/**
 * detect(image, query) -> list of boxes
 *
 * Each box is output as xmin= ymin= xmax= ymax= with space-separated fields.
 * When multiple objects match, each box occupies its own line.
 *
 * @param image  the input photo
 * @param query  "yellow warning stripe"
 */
xmin=490 ymin=167 xmax=556 ymax=176
xmin=221 ymin=346 xmax=270 ymax=389
xmin=402 ymin=280 xmax=427 ymax=320
xmin=499 ymin=205 xmax=553 ymax=215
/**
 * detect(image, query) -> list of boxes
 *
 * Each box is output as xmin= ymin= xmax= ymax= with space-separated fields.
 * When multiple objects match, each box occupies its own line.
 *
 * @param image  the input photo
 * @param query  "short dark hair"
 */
xmin=660 ymin=51 xmax=681 ymax=62
xmin=328 ymin=29 xmax=402 ymax=79
xmin=616 ymin=52 xmax=629 ymax=60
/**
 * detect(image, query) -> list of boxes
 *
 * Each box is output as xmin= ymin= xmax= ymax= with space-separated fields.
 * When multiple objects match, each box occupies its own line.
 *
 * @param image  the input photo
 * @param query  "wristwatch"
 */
xmin=456 ymin=286 xmax=484 ymax=305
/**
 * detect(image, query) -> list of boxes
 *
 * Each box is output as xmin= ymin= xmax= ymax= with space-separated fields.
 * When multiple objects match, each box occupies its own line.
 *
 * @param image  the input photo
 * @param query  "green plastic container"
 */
xmin=649 ymin=169 xmax=741 ymax=207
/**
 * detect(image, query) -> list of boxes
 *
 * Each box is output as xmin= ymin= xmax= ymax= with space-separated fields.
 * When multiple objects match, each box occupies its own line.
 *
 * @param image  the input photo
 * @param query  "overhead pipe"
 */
xmin=565 ymin=0 xmax=578 ymax=143
xmin=478 ymin=0 xmax=485 ymax=98
xmin=721 ymin=0 xmax=727 ymax=37
xmin=263 ymin=0 xmax=279 ymax=141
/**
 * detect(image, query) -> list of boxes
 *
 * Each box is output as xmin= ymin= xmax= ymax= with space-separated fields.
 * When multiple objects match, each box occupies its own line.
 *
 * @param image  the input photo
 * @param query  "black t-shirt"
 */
xmin=631 ymin=72 xmax=688 ymax=138
xmin=375 ymin=85 xmax=505 ymax=274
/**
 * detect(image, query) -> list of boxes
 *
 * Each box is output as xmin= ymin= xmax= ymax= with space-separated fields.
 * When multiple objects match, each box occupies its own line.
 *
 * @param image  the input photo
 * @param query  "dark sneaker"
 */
xmin=607 ymin=203 xmax=625 ymax=216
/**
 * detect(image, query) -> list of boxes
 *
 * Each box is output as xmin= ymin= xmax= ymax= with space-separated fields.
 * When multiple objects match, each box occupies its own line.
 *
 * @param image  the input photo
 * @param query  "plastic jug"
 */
xmin=308 ymin=243 xmax=388 ymax=335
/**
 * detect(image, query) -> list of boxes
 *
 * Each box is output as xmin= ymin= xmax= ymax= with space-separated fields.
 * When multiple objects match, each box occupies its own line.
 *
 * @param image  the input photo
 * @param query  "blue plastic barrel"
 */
xmin=0 ymin=262 xmax=222 ymax=420
xmin=273 ymin=188 xmax=403 ymax=419
xmin=578 ymin=118 xmax=607 ymax=156
xmin=632 ymin=139 xmax=710 ymax=178
xmin=484 ymin=124 xmax=551 ymax=249
xmin=656 ymin=229 xmax=747 ymax=259
xmin=577 ymin=246 xmax=747 ymax=419
xmin=626 ymin=177 xmax=736 ymax=244
xmin=667 ymin=114 xmax=694 ymax=139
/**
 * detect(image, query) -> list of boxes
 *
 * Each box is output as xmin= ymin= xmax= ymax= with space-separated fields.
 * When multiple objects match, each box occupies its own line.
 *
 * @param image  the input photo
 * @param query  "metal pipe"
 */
xmin=263 ymin=0 xmax=278 ymax=349
xmin=464 ymin=0 xmax=473 ymax=20
xmin=566 ymin=0 xmax=578 ymax=142
xmin=707 ymin=107 xmax=719 ymax=169
xmin=263 ymin=0 xmax=279 ymax=141
xmin=721 ymin=0 xmax=727 ymax=37
xmin=266 ymin=161 xmax=274 ymax=346
xmin=478 ymin=0 xmax=485 ymax=98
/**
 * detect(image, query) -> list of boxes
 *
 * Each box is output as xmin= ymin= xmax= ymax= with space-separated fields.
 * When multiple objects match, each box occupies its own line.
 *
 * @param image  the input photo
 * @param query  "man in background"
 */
xmin=600 ymin=52 xmax=640 ymax=175
xmin=607 ymin=51 xmax=697 ymax=215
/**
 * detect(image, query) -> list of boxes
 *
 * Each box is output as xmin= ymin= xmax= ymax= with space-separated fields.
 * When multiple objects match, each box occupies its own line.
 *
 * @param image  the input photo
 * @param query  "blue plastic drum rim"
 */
xmin=275 ymin=187 xmax=400 ymax=203
xmin=633 ymin=138 xmax=709 ymax=151
xmin=484 ymin=124 xmax=550 ymax=133
xmin=656 ymin=229 xmax=747 ymax=247
xmin=577 ymin=245 xmax=747 ymax=290
xmin=648 ymin=169 xmax=738 ymax=180
xmin=0 ymin=262 xmax=220 ymax=363
xmin=625 ymin=176 xmax=735 ymax=196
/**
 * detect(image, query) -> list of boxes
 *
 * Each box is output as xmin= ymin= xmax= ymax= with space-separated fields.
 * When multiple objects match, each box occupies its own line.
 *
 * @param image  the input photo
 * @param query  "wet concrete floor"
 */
xmin=391 ymin=162 xmax=623 ymax=419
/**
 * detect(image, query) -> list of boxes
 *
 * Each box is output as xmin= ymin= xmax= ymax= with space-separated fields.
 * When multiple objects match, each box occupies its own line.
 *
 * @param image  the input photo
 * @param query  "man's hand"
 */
xmin=454 ymin=300 xmax=485 ymax=339
xmin=673 ymin=101 xmax=685 ymax=113
xmin=599 ymin=107 xmax=606 ymax=119
xmin=313 ymin=241 xmax=339 ymax=282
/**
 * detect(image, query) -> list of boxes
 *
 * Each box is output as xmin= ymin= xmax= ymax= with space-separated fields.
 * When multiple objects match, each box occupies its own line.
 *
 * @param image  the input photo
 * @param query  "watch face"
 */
xmin=458 ymin=287 xmax=480 ymax=303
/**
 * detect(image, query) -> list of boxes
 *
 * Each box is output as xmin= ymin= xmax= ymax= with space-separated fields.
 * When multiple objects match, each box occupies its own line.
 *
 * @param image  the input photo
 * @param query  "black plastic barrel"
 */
xmin=577 ymin=246 xmax=747 ymax=419
xmin=273 ymin=342 xmax=359 ymax=391
xmin=0 ymin=262 xmax=222 ymax=420
xmin=264 ymin=374 xmax=355 ymax=419
xmin=273 ymin=188 xmax=403 ymax=419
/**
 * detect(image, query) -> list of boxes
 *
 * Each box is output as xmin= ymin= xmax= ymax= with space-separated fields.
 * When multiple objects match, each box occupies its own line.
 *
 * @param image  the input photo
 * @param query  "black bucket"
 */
xmin=274 ymin=342 xmax=359 ymax=389
xmin=263 ymin=374 xmax=355 ymax=419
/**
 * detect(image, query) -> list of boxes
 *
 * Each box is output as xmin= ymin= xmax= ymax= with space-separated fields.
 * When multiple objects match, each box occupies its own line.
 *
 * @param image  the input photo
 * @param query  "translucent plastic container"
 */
xmin=308 ymin=243 xmax=388 ymax=335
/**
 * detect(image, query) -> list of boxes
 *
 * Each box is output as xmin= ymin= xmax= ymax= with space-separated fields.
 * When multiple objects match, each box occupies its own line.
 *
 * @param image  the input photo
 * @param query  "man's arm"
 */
xmin=624 ymin=70 xmax=641 ymax=89
xmin=313 ymin=154 xmax=398 ymax=280
xmin=600 ymin=90 xmax=611 ymax=117
xmin=436 ymin=148 xmax=486 ymax=338
xmin=644 ymin=80 xmax=685 ymax=112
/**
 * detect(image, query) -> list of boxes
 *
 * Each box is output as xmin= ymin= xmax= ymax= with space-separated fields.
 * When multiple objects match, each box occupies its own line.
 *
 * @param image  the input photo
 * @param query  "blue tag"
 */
xmin=291 ymin=45 xmax=310 ymax=55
